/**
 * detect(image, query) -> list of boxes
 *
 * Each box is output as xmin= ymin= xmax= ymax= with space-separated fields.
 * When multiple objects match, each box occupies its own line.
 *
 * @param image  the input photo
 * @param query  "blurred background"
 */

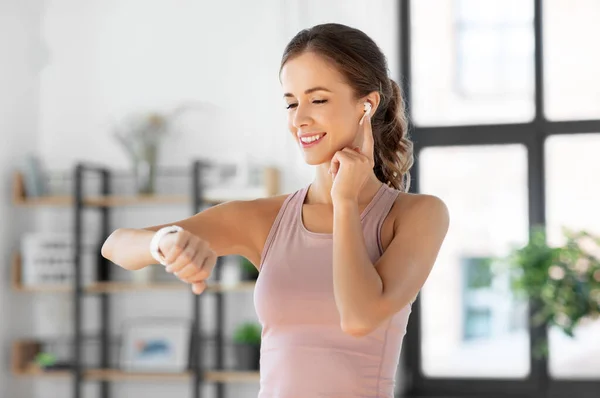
xmin=1 ymin=0 xmax=599 ymax=397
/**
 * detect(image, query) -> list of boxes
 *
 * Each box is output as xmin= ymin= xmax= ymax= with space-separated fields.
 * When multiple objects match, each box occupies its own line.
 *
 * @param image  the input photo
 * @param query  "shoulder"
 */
xmin=224 ymin=193 xmax=293 ymax=264
xmin=219 ymin=192 xmax=291 ymax=217
xmin=221 ymin=192 xmax=293 ymax=231
xmin=391 ymin=192 xmax=450 ymax=233
xmin=249 ymin=193 xmax=293 ymax=222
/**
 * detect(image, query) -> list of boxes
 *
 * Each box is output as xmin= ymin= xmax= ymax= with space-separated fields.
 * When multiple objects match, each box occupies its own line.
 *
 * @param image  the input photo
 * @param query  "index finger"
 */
xmin=360 ymin=112 xmax=375 ymax=165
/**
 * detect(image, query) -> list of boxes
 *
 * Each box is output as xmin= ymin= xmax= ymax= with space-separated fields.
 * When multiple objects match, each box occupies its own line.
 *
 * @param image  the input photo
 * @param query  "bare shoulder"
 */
xmin=233 ymin=193 xmax=291 ymax=265
xmin=391 ymin=192 xmax=450 ymax=233
xmin=249 ymin=193 xmax=291 ymax=225
xmin=379 ymin=192 xmax=448 ymax=252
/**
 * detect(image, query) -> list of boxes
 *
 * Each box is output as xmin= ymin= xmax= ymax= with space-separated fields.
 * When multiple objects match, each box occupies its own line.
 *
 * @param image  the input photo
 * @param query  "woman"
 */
xmin=102 ymin=23 xmax=449 ymax=398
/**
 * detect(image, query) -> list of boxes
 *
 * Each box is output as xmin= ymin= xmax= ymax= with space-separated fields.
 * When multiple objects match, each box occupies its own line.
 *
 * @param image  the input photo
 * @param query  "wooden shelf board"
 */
xmin=204 ymin=370 xmax=260 ymax=382
xmin=13 ymin=281 xmax=255 ymax=294
xmin=13 ymin=249 xmax=255 ymax=294
xmin=13 ymin=195 xmax=191 ymax=207
xmin=86 ymin=281 xmax=188 ymax=293
xmin=86 ymin=369 xmax=193 ymax=381
xmin=13 ymin=271 xmax=256 ymax=295
xmin=15 ymin=366 xmax=259 ymax=382
xmin=15 ymin=366 xmax=71 ymax=379
xmin=12 ymin=167 xmax=280 ymax=208
xmin=206 ymin=281 xmax=256 ymax=293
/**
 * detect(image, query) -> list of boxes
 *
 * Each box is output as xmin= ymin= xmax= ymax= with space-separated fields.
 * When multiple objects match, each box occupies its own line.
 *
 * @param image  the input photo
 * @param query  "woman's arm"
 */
xmin=332 ymin=194 xmax=449 ymax=337
xmin=101 ymin=199 xmax=266 ymax=272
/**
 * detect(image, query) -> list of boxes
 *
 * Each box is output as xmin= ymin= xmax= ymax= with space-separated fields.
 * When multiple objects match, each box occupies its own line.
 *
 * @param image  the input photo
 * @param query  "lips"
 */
xmin=299 ymin=133 xmax=326 ymax=148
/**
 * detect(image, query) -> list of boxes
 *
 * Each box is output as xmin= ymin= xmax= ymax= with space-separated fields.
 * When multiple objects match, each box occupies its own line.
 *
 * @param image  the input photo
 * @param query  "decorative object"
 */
xmin=502 ymin=225 xmax=600 ymax=356
xmin=113 ymin=102 xmax=208 ymax=195
xmin=113 ymin=112 xmax=171 ymax=194
xmin=239 ymin=256 xmax=259 ymax=281
xmin=120 ymin=318 xmax=192 ymax=373
xmin=20 ymin=154 xmax=47 ymax=197
xmin=232 ymin=321 xmax=261 ymax=370
xmin=219 ymin=257 xmax=242 ymax=287
xmin=20 ymin=233 xmax=97 ymax=287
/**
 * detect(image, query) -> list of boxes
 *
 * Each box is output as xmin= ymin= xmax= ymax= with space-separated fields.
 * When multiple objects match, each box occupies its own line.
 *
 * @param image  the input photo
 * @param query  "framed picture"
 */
xmin=120 ymin=318 xmax=192 ymax=373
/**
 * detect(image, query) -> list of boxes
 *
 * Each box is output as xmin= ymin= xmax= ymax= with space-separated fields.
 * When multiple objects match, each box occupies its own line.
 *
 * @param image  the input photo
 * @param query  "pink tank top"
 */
xmin=254 ymin=183 xmax=412 ymax=398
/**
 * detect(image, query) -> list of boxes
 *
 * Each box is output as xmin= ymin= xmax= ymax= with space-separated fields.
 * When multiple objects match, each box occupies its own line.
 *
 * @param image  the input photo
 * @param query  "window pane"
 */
xmin=544 ymin=1 xmax=600 ymax=120
xmin=411 ymin=0 xmax=535 ymax=126
xmin=419 ymin=144 xmax=530 ymax=378
xmin=546 ymin=134 xmax=600 ymax=379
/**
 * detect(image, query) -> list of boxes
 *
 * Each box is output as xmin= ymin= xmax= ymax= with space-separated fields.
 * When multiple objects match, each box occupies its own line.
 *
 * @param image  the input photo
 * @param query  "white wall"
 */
xmin=38 ymin=0 xmax=400 ymax=193
xmin=4 ymin=1 xmax=401 ymax=398
xmin=0 ymin=1 xmax=45 ymax=397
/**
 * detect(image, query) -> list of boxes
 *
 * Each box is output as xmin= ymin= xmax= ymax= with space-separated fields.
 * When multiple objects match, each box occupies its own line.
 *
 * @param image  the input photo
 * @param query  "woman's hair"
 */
xmin=280 ymin=23 xmax=413 ymax=192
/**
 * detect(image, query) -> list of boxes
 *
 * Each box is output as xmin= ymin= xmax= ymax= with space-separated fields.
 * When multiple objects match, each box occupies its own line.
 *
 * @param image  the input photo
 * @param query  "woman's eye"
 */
xmin=286 ymin=100 xmax=327 ymax=110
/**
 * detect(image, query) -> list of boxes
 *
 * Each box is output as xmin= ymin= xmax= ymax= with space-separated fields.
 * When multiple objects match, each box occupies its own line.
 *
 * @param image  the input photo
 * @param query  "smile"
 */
xmin=299 ymin=133 xmax=326 ymax=148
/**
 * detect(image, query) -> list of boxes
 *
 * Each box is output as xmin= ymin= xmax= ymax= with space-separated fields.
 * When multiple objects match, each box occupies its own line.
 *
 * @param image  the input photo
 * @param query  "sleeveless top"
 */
xmin=253 ymin=183 xmax=412 ymax=398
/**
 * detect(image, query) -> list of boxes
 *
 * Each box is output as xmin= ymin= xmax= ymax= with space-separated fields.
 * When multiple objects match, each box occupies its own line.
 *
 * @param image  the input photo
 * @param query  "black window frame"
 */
xmin=399 ymin=1 xmax=600 ymax=397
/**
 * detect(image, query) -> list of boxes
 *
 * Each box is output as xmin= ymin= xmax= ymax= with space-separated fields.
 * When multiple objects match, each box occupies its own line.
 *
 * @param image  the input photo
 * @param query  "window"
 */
xmin=455 ymin=0 xmax=534 ymax=98
xmin=410 ymin=0 xmax=535 ymax=126
xmin=418 ymin=144 xmax=530 ymax=378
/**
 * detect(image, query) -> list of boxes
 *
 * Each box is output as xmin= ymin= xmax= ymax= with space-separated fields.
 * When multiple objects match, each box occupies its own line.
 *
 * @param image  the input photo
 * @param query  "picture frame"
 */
xmin=119 ymin=318 xmax=192 ymax=373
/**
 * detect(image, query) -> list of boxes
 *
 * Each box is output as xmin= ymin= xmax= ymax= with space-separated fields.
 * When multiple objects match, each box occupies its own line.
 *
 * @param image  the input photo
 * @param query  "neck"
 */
xmin=307 ymin=163 xmax=383 ymax=206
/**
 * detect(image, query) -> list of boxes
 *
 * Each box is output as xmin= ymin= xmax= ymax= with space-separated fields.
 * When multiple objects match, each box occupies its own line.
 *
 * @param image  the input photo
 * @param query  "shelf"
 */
xmin=12 ymin=168 xmax=280 ymax=208
xmin=13 ymin=339 xmax=260 ymax=383
xmin=204 ymin=371 xmax=260 ymax=382
xmin=14 ymin=366 xmax=259 ymax=383
xmin=86 ymin=369 xmax=193 ymax=382
xmin=11 ymin=252 xmax=256 ymax=294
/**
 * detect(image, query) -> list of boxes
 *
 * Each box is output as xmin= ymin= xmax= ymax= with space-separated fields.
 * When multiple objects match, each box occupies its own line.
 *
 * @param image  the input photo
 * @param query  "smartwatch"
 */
xmin=149 ymin=225 xmax=183 ymax=266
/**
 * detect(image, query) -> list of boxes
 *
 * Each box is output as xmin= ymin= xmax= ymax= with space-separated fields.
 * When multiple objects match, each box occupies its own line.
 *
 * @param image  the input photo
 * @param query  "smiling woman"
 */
xmin=101 ymin=22 xmax=449 ymax=398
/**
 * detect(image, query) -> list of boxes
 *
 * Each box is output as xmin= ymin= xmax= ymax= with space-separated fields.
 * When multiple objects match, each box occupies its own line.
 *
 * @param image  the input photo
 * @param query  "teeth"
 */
xmin=300 ymin=134 xmax=323 ymax=143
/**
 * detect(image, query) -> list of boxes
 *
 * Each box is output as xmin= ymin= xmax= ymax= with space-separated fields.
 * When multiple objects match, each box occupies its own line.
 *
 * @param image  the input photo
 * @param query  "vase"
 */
xmin=233 ymin=343 xmax=260 ymax=370
xmin=133 ymin=157 xmax=156 ymax=195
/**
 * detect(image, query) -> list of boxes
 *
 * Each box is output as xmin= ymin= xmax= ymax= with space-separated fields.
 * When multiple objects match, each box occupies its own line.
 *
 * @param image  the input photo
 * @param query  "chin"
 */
xmin=302 ymin=152 xmax=333 ymax=166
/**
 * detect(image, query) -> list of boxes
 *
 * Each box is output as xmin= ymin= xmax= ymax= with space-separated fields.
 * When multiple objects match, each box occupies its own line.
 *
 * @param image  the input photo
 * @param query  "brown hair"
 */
xmin=280 ymin=23 xmax=413 ymax=192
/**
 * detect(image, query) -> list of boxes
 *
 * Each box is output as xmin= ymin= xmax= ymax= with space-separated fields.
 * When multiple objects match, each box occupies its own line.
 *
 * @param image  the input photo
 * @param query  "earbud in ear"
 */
xmin=360 ymin=102 xmax=372 ymax=125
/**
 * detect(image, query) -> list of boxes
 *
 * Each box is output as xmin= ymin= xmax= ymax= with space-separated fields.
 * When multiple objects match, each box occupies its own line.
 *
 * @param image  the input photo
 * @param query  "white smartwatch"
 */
xmin=149 ymin=225 xmax=183 ymax=266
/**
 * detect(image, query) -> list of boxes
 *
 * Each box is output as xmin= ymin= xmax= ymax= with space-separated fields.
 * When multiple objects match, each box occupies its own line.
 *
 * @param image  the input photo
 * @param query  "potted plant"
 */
xmin=239 ymin=256 xmax=259 ymax=281
xmin=503 ymin=225 xmax=600 ymax=356
xmin=232 ymin=321 xmax=261 ymax=370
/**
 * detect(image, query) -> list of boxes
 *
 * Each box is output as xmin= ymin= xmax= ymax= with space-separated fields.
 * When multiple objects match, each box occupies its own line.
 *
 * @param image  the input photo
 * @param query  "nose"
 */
xmin=292 ymin=104 xmax=313 ymax=129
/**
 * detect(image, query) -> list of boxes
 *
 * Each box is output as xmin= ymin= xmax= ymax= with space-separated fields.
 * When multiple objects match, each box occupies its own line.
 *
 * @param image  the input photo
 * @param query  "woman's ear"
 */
xmin=363 ymin=91 xmax=381 ymax=116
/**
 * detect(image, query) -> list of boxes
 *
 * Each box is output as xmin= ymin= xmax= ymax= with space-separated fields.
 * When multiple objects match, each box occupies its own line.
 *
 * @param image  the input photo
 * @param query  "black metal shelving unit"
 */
xmin=73 ymin=163 xmax=111 ymax=398
xmin=70 ymin=160 xmax=246 ymax=398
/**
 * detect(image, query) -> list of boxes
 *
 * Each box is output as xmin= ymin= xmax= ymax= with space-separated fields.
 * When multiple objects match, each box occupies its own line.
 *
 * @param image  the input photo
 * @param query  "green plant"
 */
xmin=233 ymin=322 xmax=262 ymax=346
xmin=35 ymin=352 xmax=57 ymax=368
xmin=504 ymin=225 xmax=600 ymax=354
xmin=240 ymin=256 xmax=259 ymax=279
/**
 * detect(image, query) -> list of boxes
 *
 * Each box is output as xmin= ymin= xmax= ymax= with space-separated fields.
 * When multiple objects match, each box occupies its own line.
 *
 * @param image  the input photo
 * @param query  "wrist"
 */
xmin=149 ymin=225 xmax=183 ymax=265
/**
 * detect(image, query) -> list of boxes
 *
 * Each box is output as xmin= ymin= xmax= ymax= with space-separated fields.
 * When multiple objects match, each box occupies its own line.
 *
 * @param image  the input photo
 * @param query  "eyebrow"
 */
xmin=283 ymin=86 xmax=332 ymax=98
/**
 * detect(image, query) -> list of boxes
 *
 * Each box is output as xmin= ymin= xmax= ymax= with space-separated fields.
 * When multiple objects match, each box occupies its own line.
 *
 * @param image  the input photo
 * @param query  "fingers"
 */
xmin=163 ymin=231 xmax=191 ymax=265
xmin=192 ymin=282 xmax=207 ymax=295
xmin=360 ymin=112 xmax=375 ymax=166
xmin=166 ymin=236 xmax=207 ymax=273
xmin=329 ymin=148 xmax=365 ymax=179
xmin=341 ymin=147 xmax=364 ymax=158
xmin=329 ymin=156 xmax=340 ymax=178
xmin=176 ymin=249 xmax=216 ymax=281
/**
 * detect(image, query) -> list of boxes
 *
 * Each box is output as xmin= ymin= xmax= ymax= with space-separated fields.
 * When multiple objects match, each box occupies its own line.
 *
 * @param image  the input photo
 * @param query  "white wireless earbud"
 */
xmin=360 ymin=102 xmax=372 ymax=125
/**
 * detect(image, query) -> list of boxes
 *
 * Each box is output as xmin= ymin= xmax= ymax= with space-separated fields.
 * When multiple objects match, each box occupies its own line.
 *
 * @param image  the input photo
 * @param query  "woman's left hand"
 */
xmin=329 ymin=111 xmax=375 ymax=204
